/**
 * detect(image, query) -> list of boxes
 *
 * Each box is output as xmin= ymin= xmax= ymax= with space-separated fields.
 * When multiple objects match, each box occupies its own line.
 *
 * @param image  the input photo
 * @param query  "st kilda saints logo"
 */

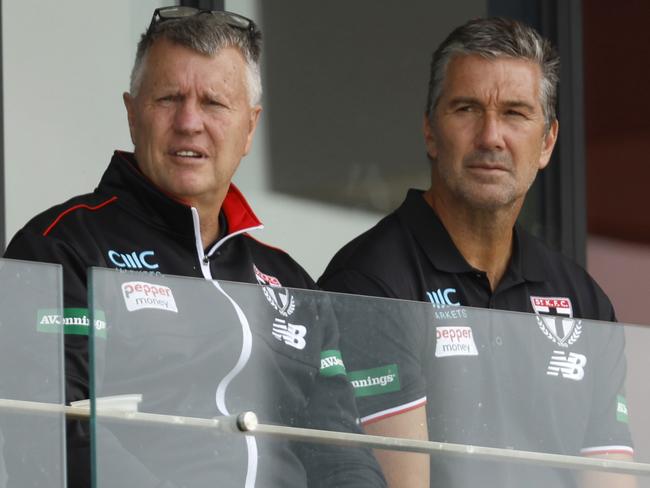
xmin=253 ymin=265 xmax=296 ymax=317
xmin=530 ymin=296 xmax=582 ymax=348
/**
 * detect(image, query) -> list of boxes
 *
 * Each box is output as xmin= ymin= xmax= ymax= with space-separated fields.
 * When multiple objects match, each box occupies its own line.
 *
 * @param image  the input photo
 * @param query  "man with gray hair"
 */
xmin=5 ymin=7 xmax=385 ymax=487
xmin=320 ymin=17 xmax=635 ymax=487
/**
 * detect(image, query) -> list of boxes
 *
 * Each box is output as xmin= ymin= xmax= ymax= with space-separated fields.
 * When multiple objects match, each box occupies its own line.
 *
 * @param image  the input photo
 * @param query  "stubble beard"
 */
xmin=434 ymin=149 xmax=524 ymax=212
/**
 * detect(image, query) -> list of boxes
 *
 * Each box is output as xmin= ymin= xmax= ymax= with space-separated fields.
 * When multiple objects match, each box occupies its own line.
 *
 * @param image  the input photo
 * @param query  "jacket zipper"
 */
xmin=190 ymin=207 xmax=263 ymax=280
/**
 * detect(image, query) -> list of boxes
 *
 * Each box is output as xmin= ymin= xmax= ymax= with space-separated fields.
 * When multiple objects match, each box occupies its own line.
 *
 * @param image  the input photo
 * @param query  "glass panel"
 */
xmin=89 ymin=267 xmax=650 ymax=487
xmin=0 ymin=258 xmax=65 ymax=487
xmin=88 ymin=268 xmax=385 ymax=487
xmin=331 ymin=291 xmax=649 ymax=487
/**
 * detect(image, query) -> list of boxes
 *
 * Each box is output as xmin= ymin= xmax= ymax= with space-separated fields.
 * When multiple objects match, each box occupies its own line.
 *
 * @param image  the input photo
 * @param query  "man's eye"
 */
xmin=205 ymin=99 xmax=225 ymax=107
xmin=506 ymin=109 xmax=525 ymax=117
xmin=157 ymin=95 xmax=177 ymax=103
xmin=457 ymin=105 xmax=474 ymax=112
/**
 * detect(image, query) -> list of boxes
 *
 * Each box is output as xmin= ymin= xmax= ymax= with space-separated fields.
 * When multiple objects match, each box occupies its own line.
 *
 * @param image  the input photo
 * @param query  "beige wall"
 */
xmin=587 ymin=236 xmax=650 ymax=326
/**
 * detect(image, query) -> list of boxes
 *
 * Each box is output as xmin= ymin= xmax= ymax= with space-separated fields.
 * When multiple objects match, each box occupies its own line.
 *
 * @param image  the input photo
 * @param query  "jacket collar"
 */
xmin=98 ymin=151 xmax=263 ymax=238
xmin=397 ymin=189 xmax=546 ymax=283
xmin=221 ymin=184 xmax=262 ymax=233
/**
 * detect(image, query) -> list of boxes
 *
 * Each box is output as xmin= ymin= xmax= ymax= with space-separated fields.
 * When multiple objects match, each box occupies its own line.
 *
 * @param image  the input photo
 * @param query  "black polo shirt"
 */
xmin=319 ymin=189 xmax=633 ymax=487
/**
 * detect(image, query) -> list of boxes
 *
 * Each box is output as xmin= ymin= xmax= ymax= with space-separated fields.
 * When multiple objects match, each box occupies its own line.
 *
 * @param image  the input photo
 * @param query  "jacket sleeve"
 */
xmin=582 ymin=323 xmax=634 ymax=453
xmin=320 ymin=269 xmax=428 ymax=422
xmin=298 ymin=295 xmax=387 ymax=488
xmin=5 ymin=228 xmax=90 ymax=403
xmin=5 ymin=228 xmax=95 ymax=486
xmin=4 ymin=228 xmax=173 ymax=488
xmin=581 ymin=294 xmax=634 ymax=455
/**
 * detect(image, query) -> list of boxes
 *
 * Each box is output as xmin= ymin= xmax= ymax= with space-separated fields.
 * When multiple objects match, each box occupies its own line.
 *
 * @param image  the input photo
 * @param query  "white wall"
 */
xmin=2 ymin=0 xmax=166 ymax=240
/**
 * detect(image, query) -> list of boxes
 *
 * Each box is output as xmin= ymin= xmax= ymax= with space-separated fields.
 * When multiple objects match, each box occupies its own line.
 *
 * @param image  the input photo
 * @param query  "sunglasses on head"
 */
xmin=148 ymin=6 xmax=257 ymax=37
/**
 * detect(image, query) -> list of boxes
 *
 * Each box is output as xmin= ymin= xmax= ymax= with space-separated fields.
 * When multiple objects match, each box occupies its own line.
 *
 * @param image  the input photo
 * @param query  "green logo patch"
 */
xmin=616 ymin=395 xmax=629 ymax=424
xmin=348 ymin=364 xmax=401 ymax=398
xmin=320 ymin=350 xmax=347 ymax=377
xmin=37 ymin=308 xmax=107 ymax=338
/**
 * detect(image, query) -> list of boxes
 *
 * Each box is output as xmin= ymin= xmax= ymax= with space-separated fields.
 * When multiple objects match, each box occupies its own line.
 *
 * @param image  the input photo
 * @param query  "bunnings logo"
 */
xmin=320 ymin=350 xmax=346 ymax=377
xmin=348 ymin=364 xmax=400 ymax=398
xmin=37 ymin=308 xmax=107 ymax=338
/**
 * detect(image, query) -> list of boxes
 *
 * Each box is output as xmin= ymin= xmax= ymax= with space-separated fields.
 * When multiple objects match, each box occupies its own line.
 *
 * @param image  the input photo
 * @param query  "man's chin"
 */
xmin=152 ymin=180 xmax=205 ymax=203
xmin=167 ymin=184 xmax=229 ymax=209
xmin=458 ymin=188 xmax=521 ymax=211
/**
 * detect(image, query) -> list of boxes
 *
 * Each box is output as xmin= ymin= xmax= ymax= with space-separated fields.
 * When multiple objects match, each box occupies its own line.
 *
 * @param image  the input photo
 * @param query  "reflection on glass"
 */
xmin=0 ymin=258 xmax=65 ymax=487
xmin=333 ymin=292 xmax=640 ymax=487
xmin=88 ymin=268 xmax=648 ymax=487
xmin=89 ymin=268 xmax=384 ymax=487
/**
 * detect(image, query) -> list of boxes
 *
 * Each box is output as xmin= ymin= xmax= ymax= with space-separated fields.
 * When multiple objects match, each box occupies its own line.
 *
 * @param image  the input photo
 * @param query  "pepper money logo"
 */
xmin=531 ymin=296 xmax=582 ymax=347
xmin=253 ymin=264 xmax=295 ymax=317
xmin=435 ymin=326 xmax=478 ymax=358
xmin=121 ymin=281 xmax=178 ymax=313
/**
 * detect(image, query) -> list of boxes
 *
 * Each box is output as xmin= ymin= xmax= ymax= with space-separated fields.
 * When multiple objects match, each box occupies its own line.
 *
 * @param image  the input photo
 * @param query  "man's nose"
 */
xmin=476 ymin=112 xmax=505 ymax=151
xmin=173 ymin=100 xmax=203 ymax=134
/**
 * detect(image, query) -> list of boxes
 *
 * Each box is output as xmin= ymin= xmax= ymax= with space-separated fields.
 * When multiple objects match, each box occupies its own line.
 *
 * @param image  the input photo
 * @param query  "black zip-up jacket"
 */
xmin=5 ymin=151 xmax=385 ymax=488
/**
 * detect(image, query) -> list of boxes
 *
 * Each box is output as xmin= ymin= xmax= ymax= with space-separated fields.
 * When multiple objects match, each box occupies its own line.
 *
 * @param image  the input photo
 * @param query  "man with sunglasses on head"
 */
xmin=5 ymin=7 xmax=385 ymax=488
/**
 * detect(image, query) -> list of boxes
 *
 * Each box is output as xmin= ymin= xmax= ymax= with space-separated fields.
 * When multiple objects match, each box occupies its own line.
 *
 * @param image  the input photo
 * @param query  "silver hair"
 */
xmin=426 ymin=17 xmax=559 ymax=131
xmin=129 ymin=14 xmax=262 ymax=106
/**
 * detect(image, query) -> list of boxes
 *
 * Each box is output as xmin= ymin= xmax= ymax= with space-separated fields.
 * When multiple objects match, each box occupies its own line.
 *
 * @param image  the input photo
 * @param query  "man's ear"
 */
xmin=243 ymin=105 xmax=262 ymax=156
xmin=423 ymin=114 xmax=438 ymax=160
xmin=538 ymin=118 xmax=559 ymax=170
xmin=123 ymin=92 xmax=136 ymax=145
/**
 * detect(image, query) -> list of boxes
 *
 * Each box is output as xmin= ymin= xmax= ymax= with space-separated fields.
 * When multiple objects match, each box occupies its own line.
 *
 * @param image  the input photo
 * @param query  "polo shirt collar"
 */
xmin=397 ymin=189 xmax=474 ymax=274
xmin=512 ymin=224 xmax=548 ymax=282
xmin=397 ymin=189 xmax=547 ymax=282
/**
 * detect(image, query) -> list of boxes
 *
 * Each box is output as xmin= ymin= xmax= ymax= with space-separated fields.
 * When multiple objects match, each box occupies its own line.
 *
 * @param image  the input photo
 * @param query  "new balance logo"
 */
xmin=272 ymin=318 xmax=307 ymax=350
xmin=547 ymin=350 xmax=587 ymax=381
xmin=426 ymin=288 xmax=460 ymax=308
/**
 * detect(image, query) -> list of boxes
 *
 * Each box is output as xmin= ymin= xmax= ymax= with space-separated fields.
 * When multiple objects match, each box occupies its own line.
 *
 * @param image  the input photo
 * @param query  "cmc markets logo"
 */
xmin=108 ymin=250 xmax=159 ymax=270
xmin=426 ymin=288 xmax=460 ymax=308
